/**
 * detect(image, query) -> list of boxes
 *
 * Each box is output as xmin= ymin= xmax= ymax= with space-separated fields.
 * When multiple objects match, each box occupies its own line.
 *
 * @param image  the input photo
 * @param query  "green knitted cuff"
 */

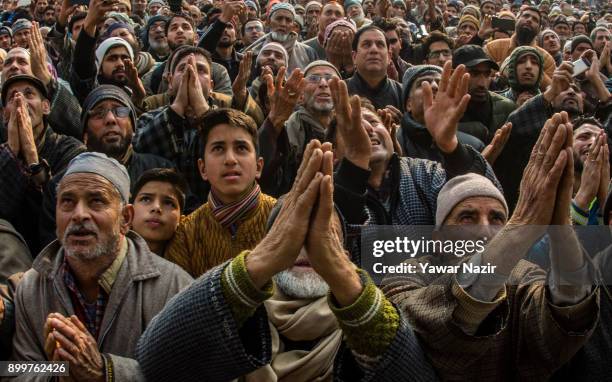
xmin=221 ymin=251 xmax=274 ymax=328
xmin=329 ymin=269 xmax=400 ymax=357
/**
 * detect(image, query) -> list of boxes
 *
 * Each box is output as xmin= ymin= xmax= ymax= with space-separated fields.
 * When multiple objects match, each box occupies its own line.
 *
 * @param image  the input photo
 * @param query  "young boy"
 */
xmin=131 ymin=168 xmax=187 ymax=256
xmin=165 ymin=108 xmax=277 ymax=277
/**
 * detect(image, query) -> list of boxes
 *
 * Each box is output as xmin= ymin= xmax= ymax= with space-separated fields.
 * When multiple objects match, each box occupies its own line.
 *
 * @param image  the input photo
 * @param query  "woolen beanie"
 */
xmin=401 ymin=65 xmax=442 ymax=110
xmin=458 ymin=14 xmax=480 ymax=30
xmin=304 ymin=60 xmax=341 ymax=77
xmin=95 ymin=37 xmax=134 ymax=72
xmin=570 ymin=34 xmax=593 ymax=53
xmin=81 ymin=85 xmax=137 ymax=136
xmin=269 ymin=2 xmax=296 ymax=20
xmin=503 ymin=46 xmax=543 ymax=91
xmin=435 ymin=173 xmax=508 ymax=227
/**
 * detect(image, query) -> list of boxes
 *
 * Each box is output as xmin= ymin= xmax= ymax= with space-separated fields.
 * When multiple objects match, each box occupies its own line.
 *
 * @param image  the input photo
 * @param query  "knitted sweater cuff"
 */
xmin=329 ymin=269 xmax=399 ymax=357
xmin=221 ymin=251 xmax=274 ymax=328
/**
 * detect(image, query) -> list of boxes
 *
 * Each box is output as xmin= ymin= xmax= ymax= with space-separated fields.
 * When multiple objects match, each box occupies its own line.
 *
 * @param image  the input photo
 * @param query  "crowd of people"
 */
xmin=0 ymin=0 xmax=610 ymax=379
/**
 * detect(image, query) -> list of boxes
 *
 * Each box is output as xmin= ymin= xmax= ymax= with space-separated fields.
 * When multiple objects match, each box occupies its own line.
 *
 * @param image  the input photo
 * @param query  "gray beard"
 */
xmin=149 ymin=39 xmax=170 ymax=55
xmin=62 ymin=221 xmax=121 ymax=261
xmin=270 ymin=31 xmax=290 ymax=42
xmin=274 ymin=268 xmax=329 ymax=299
xmin=306 ymin=97 xmax=334 ymax=113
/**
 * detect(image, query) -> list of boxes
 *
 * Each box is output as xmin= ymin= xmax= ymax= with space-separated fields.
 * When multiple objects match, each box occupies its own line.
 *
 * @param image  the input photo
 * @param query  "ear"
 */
xmin=41 ymin=99 xmax=50 ymax=116
xmin=352 ymin=51 xmax=357 ymax=63
xmin=166 ymin=72 xmax=174 ymax=92
xmin=120 ymin=204 xmax=134 ymax=234
xmin=255 ymin=156 xmax=264 ymax=180
xmin=198 ymin=157 xmax=208 ymax=181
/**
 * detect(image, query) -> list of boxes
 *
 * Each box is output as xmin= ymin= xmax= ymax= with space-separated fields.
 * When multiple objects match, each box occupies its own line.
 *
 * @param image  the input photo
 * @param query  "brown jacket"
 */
xmin=10 ymin=232 xmax=193 ymax=381
xmin=142 ymin=91 xmax=266 ymax=126
xmin=383 ymin=257 xmax=599 ymax=381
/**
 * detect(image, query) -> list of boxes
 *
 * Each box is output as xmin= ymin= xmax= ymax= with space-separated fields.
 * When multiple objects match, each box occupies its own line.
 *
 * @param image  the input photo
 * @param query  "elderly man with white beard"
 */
xmin=259 ymin=60 xmax=340 ymax=196
xmin=245 ymin=2 xmax=317 ymax=71
xmin=136 ymin=134 xmax=437 ymax=381
xmin=10 ymin=152 xmax=192 ymax=381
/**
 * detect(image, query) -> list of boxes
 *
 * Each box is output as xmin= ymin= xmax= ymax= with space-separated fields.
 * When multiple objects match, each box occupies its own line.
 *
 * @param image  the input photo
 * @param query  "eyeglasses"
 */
xmin=428 ymin=49 xmax=452 ymax=59
xmin=245 ymin=25 xmax=264 ymax=32
xmin=88 ymin=106 xmax=131 ymax=120
xmin=305 ymin=73 xmax=338 ymax=83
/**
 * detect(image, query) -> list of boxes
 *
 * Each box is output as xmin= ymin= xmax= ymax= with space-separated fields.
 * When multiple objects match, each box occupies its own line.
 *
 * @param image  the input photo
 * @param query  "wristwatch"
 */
xmin=28 ymin=159 xmax=50 ymax=177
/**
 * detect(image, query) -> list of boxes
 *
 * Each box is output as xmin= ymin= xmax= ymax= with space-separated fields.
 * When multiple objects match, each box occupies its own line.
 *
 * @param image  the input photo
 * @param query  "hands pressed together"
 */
xmin=170 ymin=54 xmax=210 ymax=119
xmin=44 ymin=313 xmax=104 ymax=382
xmin=246 ymin=137 xmax=362 ymax=306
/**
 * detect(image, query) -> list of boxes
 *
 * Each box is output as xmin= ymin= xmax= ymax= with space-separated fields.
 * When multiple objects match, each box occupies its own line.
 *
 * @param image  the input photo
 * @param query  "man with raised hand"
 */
xmin=383 ymin=112 xmax=599 ymax=380
xmin=136 ymin=136 xmax=437 ymax=381
xmin=333 ymin=61 xmax=500 ymax=226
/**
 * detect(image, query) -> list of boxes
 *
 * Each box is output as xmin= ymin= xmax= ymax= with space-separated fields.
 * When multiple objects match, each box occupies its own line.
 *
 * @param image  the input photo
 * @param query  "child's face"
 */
xmin=132 ymin=181 xmax=182 ymax=246
xmin=199 ymin=124 xmax=263 ymax=204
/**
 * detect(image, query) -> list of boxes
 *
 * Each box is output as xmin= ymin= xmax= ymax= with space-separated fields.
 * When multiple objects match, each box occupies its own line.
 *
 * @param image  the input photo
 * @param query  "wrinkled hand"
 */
xmin=220 ymin=0 xmax=244 ymax=24
xmin=232 ymin=51 xmax=253 ymax=110
xmin=378 ymin=107 xmax=402 ymax=155
xmin=46 ymin=313 xmax=104 ymax=382
xmin=170 ymin=61 xmax=190 ymax=117
xmin=544 ymin=62 xmax=573 ymax=102
xmin=387 ymin=53 xmax=399 ymax=81
xmin=28 ymin=22 xmax=52 ymax=86
xmin=510 ymin=112 xmax=572 ymax=229
xmin=376 ymin=0 xmax=389 ymax=17
xmin=123 ymin=58 xmax=146 ymax=101
xmin=550 ymin=112 xmax=574 ymax=226
xmin=267 ymin=67 xmax=305 ymax=130
xmin=330 ymin=78 xmax=370 ymax=170
xmin=246 ymin=140 xmax=326 ymax=288
xmin=186 ymin=55 xmax=209 ymax=118
xmin=59 ymin=0 xmax=79 ymax=27
xmin=574 ymin=130 xmax=604 ymax=212
xmin=14 ymin=93 xmax=38 ymax=166
xmin=598 ymin=132 xmax=610 ymax=209
xmin=477 ymin=15 xmax=495 ymax=40
xmin=423 ymin=61 xmax=470 ymax=154
xmin=6 ymin=108 xmax=20 ymax=158
xmin=599 ymin=41 xmax=611 ymax=71
xmin=84 ymin=0 xmax=117 ymax=35
xmin=306 ymin=147 xmax=363 ymax=306
xmin=482 ymin=122 xmax=512 ymax=165
xmin=325 ymin=30 xmax=344 ymax=70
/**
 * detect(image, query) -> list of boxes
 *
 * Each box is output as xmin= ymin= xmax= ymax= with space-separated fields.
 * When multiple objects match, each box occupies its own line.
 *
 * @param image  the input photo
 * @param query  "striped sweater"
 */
xmin=165 ymin=193 xmax=277 ymax=278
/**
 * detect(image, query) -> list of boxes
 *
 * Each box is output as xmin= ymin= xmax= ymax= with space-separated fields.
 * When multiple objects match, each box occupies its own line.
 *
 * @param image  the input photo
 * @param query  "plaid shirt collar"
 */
xmin=60 ymin=239 xmax=128 ymax=339
xmin=62 ymin=257 xmax=108 ymax=339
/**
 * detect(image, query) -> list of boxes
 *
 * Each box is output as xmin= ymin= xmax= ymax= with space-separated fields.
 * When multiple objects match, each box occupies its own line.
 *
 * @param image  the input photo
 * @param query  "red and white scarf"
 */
xmin=208 ymin=183 xmax=261 ymax=233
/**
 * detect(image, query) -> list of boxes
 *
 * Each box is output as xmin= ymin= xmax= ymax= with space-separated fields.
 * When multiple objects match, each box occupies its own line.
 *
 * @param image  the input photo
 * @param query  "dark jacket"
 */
xmin=259 ymin=109 xmax=327 ymax=197
xmin=398 ymin=113 xmax=485 ymax=161
xmin=39 ymin=150 xmax=174 ymax=248
xmin=493 ymin=94 xmax=552 ymax=211
xmin=134 ymin=106 xmax=211 ymax=210
xmin=135 ymin=262 xmax=438 ymax=382
xmin=345 ymin=73 xmax=403 ymax=111
xmin=0 ymin=127 xmax=86 ymax=254
xmin=198 ymin=18 xmax=243 ymax=82
xmin=551 ymin=245 xmax=612 ymax=381
xmin=0 ymin=219 xmax=31 ymax=286
xmin=334 ymin=145 xmax=500 ymax=227
xmin=70 ymin=29 xmax=131 ymax=105
xmin=458 ymin=91 xmax=516 ymax=144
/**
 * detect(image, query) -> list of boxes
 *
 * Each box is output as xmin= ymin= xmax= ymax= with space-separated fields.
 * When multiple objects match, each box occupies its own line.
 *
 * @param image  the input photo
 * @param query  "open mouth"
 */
xmin=68 ymin=229 xmax=96 ymax=240
xmin=370 ymin=137 xmax=381 ymax=146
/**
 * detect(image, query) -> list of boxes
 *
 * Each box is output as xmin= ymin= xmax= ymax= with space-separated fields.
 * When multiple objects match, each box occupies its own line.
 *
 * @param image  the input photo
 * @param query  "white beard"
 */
xmin=271 ymin=31 xmax=290 ymax=42
xmin=274 ymin=268 xmax=329 ymax=299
